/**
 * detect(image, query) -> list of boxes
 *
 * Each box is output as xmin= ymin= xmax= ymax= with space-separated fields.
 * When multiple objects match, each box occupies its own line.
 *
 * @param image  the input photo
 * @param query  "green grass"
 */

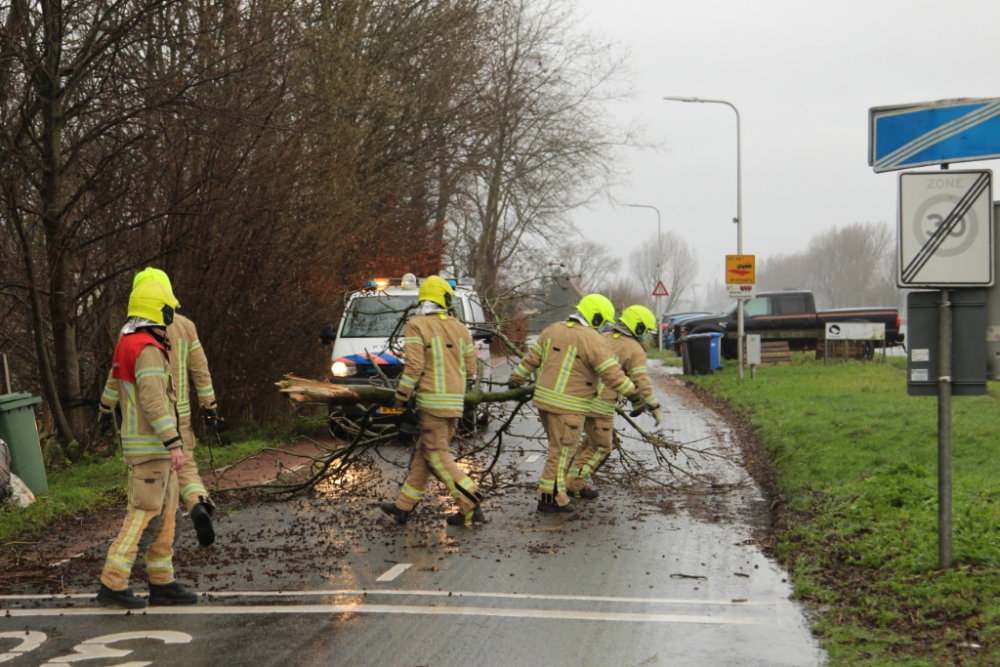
xmin=691 ymin=356 xmax=1000 ymax=666
xmin=0 ymin=417 xmax=323 ymax=544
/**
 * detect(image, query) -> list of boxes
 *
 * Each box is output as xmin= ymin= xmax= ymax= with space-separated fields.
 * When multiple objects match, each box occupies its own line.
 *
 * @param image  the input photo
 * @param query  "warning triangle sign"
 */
xmin=652 ymin=280 xmax=669 ymax=297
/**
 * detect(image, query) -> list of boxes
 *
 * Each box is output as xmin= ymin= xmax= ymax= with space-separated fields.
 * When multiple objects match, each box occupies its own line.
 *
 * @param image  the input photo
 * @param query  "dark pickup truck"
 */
xmin=673 ymin=290 xmax=904 ymax=360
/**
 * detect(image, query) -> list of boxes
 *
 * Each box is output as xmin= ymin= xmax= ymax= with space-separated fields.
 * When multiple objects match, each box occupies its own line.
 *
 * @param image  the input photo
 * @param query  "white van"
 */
xmin=319 ymin=274 xmax=494 ymax=431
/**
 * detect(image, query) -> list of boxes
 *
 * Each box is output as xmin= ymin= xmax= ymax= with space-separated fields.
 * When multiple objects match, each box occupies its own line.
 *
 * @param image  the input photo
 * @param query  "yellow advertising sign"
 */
xmin=726 ymin=255 xmax=756 ymax=284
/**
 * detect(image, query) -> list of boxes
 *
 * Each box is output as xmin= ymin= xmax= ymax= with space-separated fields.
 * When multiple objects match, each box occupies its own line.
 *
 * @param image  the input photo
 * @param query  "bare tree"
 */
xmin=628 ymin=231 xmax=698 ymax=313
xmin=756 ymin=252 xmax=812 ymax=294
xmin=756 ymin=222 xmax=897 ymax=310
xmin=446 ymin=0 xmax=635 ymax=301
xmin=551 ymin=239 xmax=621 ymax=293
xmin=601 ymin=275 xmax=647 ymax=314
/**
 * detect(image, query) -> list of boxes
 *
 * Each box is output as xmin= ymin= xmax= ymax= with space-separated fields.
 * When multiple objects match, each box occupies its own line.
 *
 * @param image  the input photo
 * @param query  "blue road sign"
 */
xmin=870 ymin=98 xmax=1000 ymax=173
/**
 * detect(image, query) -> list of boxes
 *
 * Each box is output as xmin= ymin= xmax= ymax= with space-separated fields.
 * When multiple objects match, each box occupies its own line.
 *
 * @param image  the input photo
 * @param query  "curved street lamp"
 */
xmin=663 ymin=96 xmax=745 ymax=379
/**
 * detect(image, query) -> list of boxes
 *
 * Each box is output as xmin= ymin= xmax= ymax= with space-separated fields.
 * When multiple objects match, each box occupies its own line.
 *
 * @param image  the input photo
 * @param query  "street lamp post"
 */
xmin=662 ymin=96 xmax=744 ymax=380
xmin=626 ymin=203 xmax=663 ymax=349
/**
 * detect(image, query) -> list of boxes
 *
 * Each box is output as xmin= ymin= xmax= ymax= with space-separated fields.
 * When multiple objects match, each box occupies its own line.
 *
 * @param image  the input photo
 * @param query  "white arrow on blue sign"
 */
xmin=870 ymin=98 xmax=1000 ymax=173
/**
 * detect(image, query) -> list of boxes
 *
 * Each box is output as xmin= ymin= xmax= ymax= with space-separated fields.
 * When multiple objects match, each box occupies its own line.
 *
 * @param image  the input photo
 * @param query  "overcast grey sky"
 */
xmin=572 ymin=0 xmax=1000 ymax=294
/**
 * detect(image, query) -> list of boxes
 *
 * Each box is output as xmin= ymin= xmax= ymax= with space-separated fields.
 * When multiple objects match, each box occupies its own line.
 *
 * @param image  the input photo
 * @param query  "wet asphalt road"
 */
xmin=1 ymin=362 xmax=825 ymax=666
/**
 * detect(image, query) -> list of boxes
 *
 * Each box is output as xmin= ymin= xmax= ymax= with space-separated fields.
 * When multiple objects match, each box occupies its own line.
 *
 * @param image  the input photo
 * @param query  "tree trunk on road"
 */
xmin=276 ymin=375 xmax=531 ymax=407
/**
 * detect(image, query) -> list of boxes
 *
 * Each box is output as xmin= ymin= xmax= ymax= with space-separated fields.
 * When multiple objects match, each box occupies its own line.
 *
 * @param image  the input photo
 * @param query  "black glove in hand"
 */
xmin=99 ymin=411 xmax=114 ymax=436
xmin=203 ymin=408 xmax=220 ymax=432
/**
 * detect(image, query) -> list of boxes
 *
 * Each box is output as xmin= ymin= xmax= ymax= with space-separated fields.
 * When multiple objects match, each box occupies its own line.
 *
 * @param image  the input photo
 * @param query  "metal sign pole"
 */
xmin=938 ymin=287 xmax=953 ymax=569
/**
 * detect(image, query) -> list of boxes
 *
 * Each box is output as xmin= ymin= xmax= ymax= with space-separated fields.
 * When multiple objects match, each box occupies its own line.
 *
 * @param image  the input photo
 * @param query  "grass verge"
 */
xmin=691 ymin=355 xmax=1000 ymax=666
xmin=0 ymin=416 xmax=323 ymax=544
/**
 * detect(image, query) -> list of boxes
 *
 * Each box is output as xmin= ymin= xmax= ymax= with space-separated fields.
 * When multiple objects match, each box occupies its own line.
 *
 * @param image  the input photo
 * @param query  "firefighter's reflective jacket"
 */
xmin=394 ymin=312 xmax=476 ymax=418
xmin=107 ymin=330 xmax=182 ymax=464
xmin=588 ymin=330 xmax=659 ymax=418
xmin=168 ymin=315 xmax=216 ymax=427
xmin=512 ymin=321 xmax=637 ymax=415
xmin=102 ymin=315 xmax=215 ymax=429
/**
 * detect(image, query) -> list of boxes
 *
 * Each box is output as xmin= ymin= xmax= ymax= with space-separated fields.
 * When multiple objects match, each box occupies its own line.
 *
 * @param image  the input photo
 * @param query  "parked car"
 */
xmin=672 ymin=291 xmax=903 ymax=360
xmin=662 ymin=312 xmax=711 ymax=348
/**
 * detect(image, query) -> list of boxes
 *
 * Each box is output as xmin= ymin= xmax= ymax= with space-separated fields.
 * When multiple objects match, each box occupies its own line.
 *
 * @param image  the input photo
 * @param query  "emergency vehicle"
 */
xmin=319 ymin=273 xmax=494 ymax=433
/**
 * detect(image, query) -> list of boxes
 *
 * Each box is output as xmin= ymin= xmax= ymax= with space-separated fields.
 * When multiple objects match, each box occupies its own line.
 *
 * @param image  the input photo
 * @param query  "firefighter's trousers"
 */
xmin=537 ymin=410 xmax=585 ymax=506
xmin=100 ymin=459 xmax=179 ymax=591
xmin=395 ymin=413 xmax=483 ymax=514
xmin=178 ymin=421 xmax=211 ymax=514
xmin=566 ymin=416 xmax=615 ymax=492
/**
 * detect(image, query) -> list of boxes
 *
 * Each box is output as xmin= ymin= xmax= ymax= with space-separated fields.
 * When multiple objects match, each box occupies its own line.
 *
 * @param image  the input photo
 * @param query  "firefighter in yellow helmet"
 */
xmin=380 ymin=276 xmax=485 ymax=526
xmin=509 ymin=294 xmax=643 ymax=512
xmin=100 ymin=268 xmax=220 ymax=547
xmin=566 ymin=304 xmax=663 ymax=500
xmin=96 ymin=280 xmax=198 ymax=608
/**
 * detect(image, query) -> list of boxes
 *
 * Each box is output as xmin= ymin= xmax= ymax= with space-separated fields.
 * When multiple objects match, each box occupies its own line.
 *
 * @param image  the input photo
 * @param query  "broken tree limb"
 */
xmin=275 ymin=374 xmax=533 ymax=407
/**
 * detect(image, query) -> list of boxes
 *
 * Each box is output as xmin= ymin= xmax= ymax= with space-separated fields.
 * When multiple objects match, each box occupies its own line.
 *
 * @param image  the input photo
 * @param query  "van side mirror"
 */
xmin=471 ymin=328 xmax=495 ymax=343
xmin=320 ymin=324 xmax=337 ymax=346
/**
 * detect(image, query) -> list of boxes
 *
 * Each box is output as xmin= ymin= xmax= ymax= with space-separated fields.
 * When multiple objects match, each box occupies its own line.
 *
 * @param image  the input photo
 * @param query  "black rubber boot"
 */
xmin=96 ymin=584 xmax=147 ymax=609
xmin=191 ymin=501 xmax=215 ymax=547
xmin=445 ymin=505 xmax=486 ymax=526
xmin=148 ymin=581 xmax=198 ymax=606
xmin=380 ymin=502 xmax=410 ymax=524
xmin=570 ymin=486 xmax=599 ymax=500
xmin=537 ymin=500 xmax=575 ymax=513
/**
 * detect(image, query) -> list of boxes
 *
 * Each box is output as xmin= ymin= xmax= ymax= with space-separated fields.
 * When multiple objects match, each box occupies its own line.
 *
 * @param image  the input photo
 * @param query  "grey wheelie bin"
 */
xmin=0 ymin=392 xmax=48 ymax=495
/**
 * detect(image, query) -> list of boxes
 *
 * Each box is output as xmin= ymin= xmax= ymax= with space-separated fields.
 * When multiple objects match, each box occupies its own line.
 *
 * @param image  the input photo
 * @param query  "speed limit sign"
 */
xmin=898 ymin=170 xmax=994 ymax=287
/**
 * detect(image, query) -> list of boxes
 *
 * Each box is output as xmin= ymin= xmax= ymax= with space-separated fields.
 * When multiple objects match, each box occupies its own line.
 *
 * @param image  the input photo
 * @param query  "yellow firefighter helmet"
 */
xmin=418 ymin=275 xmax=455 ymax=310
xmin=575 ymin=294 xmax=616 ymax=328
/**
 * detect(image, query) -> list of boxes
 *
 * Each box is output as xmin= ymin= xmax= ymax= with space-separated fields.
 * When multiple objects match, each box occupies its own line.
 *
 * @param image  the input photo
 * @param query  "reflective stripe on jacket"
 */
xmin=512 ymin=321 xmax=636 ymax=415
xmin=588 ymin=331 xmax=659 ymax=418
xmin=395 ymin=313 xmax=476 ymax=418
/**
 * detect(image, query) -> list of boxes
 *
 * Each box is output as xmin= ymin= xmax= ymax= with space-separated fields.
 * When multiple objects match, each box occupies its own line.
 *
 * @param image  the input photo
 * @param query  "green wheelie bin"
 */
xmin=0 ymin=392 xmax=48 ymax=495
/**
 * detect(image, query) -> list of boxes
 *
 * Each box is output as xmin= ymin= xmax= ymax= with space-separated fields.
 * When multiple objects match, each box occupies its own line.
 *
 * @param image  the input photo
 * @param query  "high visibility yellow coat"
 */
xmin=394 ymin=312 xmax=477 ymax=418
xmin=512 ymin=320 xmax=637 ymax=415
xmin=588 ymin=330 xmax=659 ymax=418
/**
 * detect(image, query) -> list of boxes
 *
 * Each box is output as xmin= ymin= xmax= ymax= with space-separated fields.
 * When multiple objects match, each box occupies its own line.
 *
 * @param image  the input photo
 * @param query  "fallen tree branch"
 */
xmin=275 ymin=375 xmax=532 ymax=407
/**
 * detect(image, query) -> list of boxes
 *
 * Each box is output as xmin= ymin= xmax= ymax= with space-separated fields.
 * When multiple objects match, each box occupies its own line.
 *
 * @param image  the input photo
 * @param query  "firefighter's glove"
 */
xmin=651 ymin=408 xmax=662 ymax=428
xmin=387 ymin=395 xmax=404 ymax=410
xmin=508 ymin=375 xmax=526 ymax=390
xmin=203 ymin=408 xmax=220 ymax=432
xmin=99 ymin=411 xmax=114 ymax=436
xmin=396 ymin=407 xmax=419 ymax=446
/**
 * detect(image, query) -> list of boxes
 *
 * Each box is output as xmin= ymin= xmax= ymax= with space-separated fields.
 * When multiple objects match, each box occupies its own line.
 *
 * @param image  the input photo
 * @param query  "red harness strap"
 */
xmin=112 ymin=331 xmax=167 ymax=383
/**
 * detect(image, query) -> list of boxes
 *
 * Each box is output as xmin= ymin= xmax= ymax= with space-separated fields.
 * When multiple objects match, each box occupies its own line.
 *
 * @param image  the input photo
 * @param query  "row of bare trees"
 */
xmin=0 ymin=0 xmax=632 ymax=454
xmin=756 ymin=222 xmax=897 ymax=309
xmin=549 ymin=233 xmax=699 ymax=316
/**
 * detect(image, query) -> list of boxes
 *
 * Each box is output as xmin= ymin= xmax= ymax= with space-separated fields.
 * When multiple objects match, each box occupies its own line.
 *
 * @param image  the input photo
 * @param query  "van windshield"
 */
xmin=340 ymin=294 xmax=467 ymax=338
xmin=341 ymin=295 xmax=417 ymax=338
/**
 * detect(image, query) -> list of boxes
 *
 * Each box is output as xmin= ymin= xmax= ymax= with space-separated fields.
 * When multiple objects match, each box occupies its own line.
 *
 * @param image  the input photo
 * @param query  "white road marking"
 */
xmin=3 ymin=603 xmax=767 ymax=625
xmin=0 ymin=589 xmax=771 ymax=607
xmin=524 ymin=455 xmax=540 ymax=463
xmin=375 ymin=564 xmax=412 ymax=582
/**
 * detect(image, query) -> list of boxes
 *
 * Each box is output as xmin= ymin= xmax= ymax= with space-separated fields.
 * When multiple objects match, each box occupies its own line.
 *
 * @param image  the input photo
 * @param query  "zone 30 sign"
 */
xmin=897 ymin=170 xmax=994 ymax=287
